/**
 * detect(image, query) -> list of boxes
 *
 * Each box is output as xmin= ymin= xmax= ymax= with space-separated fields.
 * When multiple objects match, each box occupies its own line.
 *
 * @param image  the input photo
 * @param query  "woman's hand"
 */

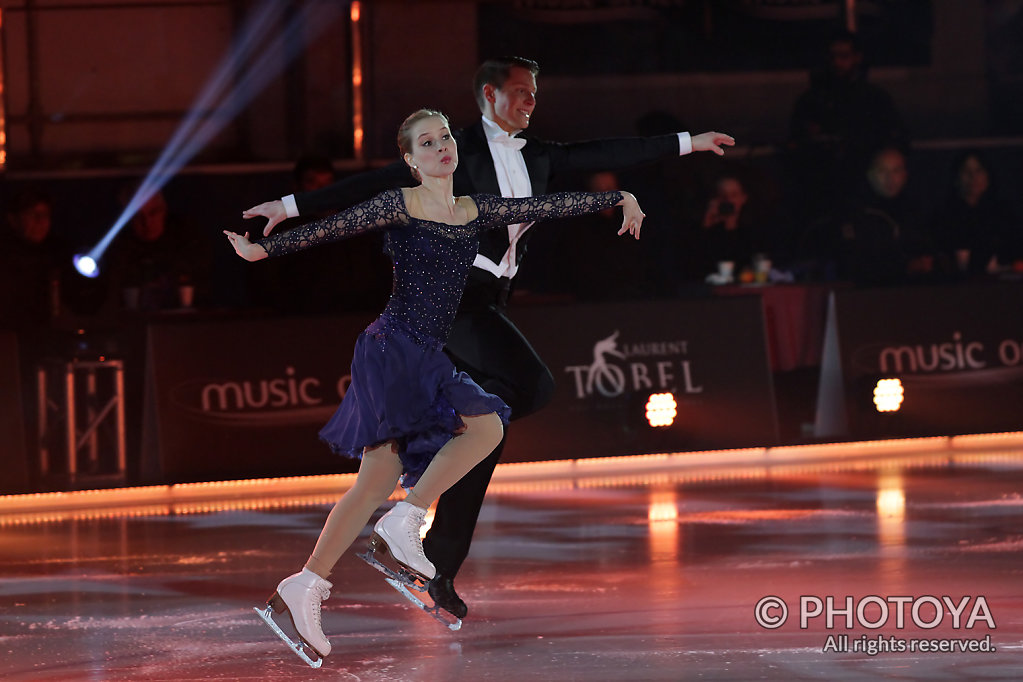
xmin=617 ymin=192 xmax=645 ymax=239
xmin=223 ymin=230 xmax=268 ymax=261
xmin=242 ymin=199 xmax=288 ymax=237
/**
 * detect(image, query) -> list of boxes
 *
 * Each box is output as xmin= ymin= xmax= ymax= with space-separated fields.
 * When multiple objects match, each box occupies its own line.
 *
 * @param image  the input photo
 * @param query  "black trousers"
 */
xmin=421 ymin=303 xmax=555 ymax=577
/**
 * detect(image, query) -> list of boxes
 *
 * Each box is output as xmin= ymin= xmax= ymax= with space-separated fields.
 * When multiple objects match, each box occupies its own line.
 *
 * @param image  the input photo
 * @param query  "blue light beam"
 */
xmin=74 ymin=0 xmax=342 ymax=277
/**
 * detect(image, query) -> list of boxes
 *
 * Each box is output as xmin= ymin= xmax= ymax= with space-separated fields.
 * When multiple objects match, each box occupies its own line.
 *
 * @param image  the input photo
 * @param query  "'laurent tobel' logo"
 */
xmin=564 ymin=330 xmax=703 ymax=399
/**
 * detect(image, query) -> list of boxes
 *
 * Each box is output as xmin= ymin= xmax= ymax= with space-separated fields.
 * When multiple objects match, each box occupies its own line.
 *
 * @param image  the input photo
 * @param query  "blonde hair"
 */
xmin=397 ymin=109 xmax=450 ymax=181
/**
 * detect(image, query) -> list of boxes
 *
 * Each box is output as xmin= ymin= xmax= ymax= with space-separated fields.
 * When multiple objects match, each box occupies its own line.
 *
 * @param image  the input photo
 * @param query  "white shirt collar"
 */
xmin=481 ymin=115 xmax=522 ymax=141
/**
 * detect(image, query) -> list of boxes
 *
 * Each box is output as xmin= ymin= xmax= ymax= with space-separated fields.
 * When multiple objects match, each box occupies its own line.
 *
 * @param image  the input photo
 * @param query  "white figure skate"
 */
xmin=253 ymin=569 xmax=332 ymax=668
xmin=357 ymin=501 xmax=462 ymax=630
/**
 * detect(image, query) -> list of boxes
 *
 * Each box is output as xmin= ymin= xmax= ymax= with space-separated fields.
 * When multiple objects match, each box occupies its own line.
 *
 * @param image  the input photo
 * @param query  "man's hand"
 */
xmin=692 ymin=132 xmax=736 ymax=156
xmin=242 ymin=199 xmax=288 ymax=237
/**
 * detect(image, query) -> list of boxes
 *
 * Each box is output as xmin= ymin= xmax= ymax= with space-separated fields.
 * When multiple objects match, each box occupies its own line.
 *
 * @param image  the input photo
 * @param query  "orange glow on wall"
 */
xmin=0 ymin=8 xmax=6 ymax=171
xmin=350 ymin=1 xmax=364 ymax=160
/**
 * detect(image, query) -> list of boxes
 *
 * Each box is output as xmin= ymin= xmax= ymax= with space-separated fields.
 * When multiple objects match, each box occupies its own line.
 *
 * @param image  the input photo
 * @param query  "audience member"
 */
xmin=518 ymin=110 xmax=701 ymax=299
xmin=0 ymin=187 xmax=66 ymax=328
xmin=104 ymin=186 xmax=211 ymax=312
xmin=931 ymin=149 xmax=1020 ymax=279
xmin=787 ymin=29 xmax=908 ymax=230
xmin=687 ymin=171 xmax=776 ymax=283
xmin=802 ymin=146 xmax=932 ymax=286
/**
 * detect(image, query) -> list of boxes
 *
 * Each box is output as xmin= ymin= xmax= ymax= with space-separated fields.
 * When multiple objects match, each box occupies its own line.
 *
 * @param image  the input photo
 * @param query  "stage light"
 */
xmin=73 ymin=254 xmax=98 ymax=278
xmin=645 ymin=392 xmax=677 ymax=427
xmin=71 ymin=0 xmax=342 ymax=276
xmin=873 ymin=378 xmax=904 ymax=412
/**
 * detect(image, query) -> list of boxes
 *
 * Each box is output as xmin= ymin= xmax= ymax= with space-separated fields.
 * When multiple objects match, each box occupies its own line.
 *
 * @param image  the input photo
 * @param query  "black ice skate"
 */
xmin=383 ymin=575 xmax=463 ymax=631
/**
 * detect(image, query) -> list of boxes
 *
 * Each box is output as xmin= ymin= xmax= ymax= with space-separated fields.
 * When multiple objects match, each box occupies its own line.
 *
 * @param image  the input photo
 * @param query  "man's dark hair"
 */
xmin=473 ymin=56 xmax=540 ymax=110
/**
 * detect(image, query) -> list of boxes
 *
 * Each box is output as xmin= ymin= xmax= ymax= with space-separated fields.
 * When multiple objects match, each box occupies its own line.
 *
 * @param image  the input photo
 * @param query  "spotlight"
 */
xmin=70 ymin=0 xmax=341 ymax=272
xmin=873 ymin=378 xmax=904 ymax=413
xmin=73 ymin=254 xmax=99 ymax=278
xmin=645 ymin=392 xmax=677 ymax=427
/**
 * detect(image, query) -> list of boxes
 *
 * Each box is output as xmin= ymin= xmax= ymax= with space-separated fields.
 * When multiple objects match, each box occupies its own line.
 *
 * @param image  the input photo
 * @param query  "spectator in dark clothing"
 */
xmin=804 ymin=146 xmax=932 ymax=286
xmin=0 ymin=186 xmax=107 ymax=326
xmin=0 ymin=187 xmax=66 ymax=329
xmin=931 ymin=149 xmax=1020 ymax=279
xmin=787 ymin=29 xmax=908 ymax=230
xmin=688 ymin=172 xmax=776 ymax=282
xmin=104 ymin=186 xmax=212 ymax=312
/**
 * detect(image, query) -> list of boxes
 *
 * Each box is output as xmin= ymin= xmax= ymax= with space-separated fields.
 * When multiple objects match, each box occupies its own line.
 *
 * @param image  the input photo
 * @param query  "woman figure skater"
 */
xmin=224 ymin=109 xmax=644 ymax=666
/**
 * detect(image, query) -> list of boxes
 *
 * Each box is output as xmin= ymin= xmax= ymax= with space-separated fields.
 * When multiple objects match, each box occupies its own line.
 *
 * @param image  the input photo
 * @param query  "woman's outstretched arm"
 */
xmin=224 ymin=188 xmax=407 ymax=261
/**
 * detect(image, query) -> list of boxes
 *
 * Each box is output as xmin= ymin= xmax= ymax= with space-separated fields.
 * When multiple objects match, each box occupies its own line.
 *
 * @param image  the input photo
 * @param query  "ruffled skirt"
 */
xmin=319 ymin=315 xmax=510 ymax=487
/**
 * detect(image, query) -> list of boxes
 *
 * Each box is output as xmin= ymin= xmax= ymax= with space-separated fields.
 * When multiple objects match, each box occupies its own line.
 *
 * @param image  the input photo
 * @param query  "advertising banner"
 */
xmin=815 ymin=284 xmax=1023 ymax=439
xmin=142 ymin=299 xmax=778 ymax=483
xmin=0 ymin=332 xmax=30 ymax=493
xmin=502 ymin=297 xmax=779 ymax=461
xmin=142 ymin=316 xmax=373 ymax=483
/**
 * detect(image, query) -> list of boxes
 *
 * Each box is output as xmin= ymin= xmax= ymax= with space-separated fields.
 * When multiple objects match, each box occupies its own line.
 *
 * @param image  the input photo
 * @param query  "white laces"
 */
xmin=405 ymin=508 xmax=427 ymax=558
xmin=311 ymin=583 xmax=330 ymax=627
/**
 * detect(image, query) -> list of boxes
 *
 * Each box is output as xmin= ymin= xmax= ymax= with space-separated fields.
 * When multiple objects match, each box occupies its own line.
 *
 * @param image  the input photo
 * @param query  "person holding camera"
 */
xmin=690 ymin=172 xmax=771 ymax=282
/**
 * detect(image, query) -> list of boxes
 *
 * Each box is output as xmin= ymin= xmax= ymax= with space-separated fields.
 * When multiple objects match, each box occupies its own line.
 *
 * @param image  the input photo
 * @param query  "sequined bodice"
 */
xmin=259 ymin=188 xmax=623 ymax=345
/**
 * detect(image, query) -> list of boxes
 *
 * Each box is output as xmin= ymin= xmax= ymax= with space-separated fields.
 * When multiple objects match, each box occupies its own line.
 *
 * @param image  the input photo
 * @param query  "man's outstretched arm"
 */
xmin=543 ymin=131 xmax=734 ymax=175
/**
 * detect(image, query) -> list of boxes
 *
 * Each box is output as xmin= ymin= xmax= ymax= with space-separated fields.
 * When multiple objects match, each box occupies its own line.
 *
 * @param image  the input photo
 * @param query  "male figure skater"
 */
xmin=243 ymin=56 xmax=734 ymax=620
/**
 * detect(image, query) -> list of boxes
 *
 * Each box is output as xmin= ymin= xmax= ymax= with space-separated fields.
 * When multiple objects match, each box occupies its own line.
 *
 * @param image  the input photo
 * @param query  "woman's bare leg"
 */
xmin=405 ymin=413 xmax=504 ymax=509
xmin=304 ymin=442 xmax=403 ymax=578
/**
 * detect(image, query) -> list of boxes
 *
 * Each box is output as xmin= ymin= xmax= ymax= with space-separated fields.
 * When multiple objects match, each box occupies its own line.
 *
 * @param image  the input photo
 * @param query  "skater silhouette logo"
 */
xmin=586 ymin=331 xmax=627 ymax=397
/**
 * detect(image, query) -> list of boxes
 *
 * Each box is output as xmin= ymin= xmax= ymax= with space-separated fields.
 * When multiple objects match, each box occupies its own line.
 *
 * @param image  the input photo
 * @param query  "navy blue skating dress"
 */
xmin=259 ymin=188 xmax=623 ymax=486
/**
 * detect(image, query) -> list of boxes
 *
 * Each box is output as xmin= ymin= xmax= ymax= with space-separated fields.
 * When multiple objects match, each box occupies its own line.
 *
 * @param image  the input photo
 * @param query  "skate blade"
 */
xmin=385 ymin=577 xmax=463 ymax=632
xmin=356 ymin=537 xmax=429 ymax=592
xmin=253 ymin=603 xmax=324 ymax=668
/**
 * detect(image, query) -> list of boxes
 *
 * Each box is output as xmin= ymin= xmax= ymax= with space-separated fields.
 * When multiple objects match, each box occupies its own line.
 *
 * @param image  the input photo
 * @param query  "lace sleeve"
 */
xmin=260 ymin=189 xmax=407 ymax=258
xmin=473 ymin=191 xmax=623 ymax=231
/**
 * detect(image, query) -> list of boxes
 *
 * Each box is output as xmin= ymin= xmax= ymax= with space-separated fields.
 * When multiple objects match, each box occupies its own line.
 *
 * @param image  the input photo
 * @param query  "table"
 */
xmin=713 ymin=283 xmax=835 ymax=371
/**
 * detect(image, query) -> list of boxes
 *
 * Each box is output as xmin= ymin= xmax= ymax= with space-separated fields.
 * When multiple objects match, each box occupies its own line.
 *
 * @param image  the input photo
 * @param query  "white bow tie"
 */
xmin=491 ymin=133 xmax=526 ymax=151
